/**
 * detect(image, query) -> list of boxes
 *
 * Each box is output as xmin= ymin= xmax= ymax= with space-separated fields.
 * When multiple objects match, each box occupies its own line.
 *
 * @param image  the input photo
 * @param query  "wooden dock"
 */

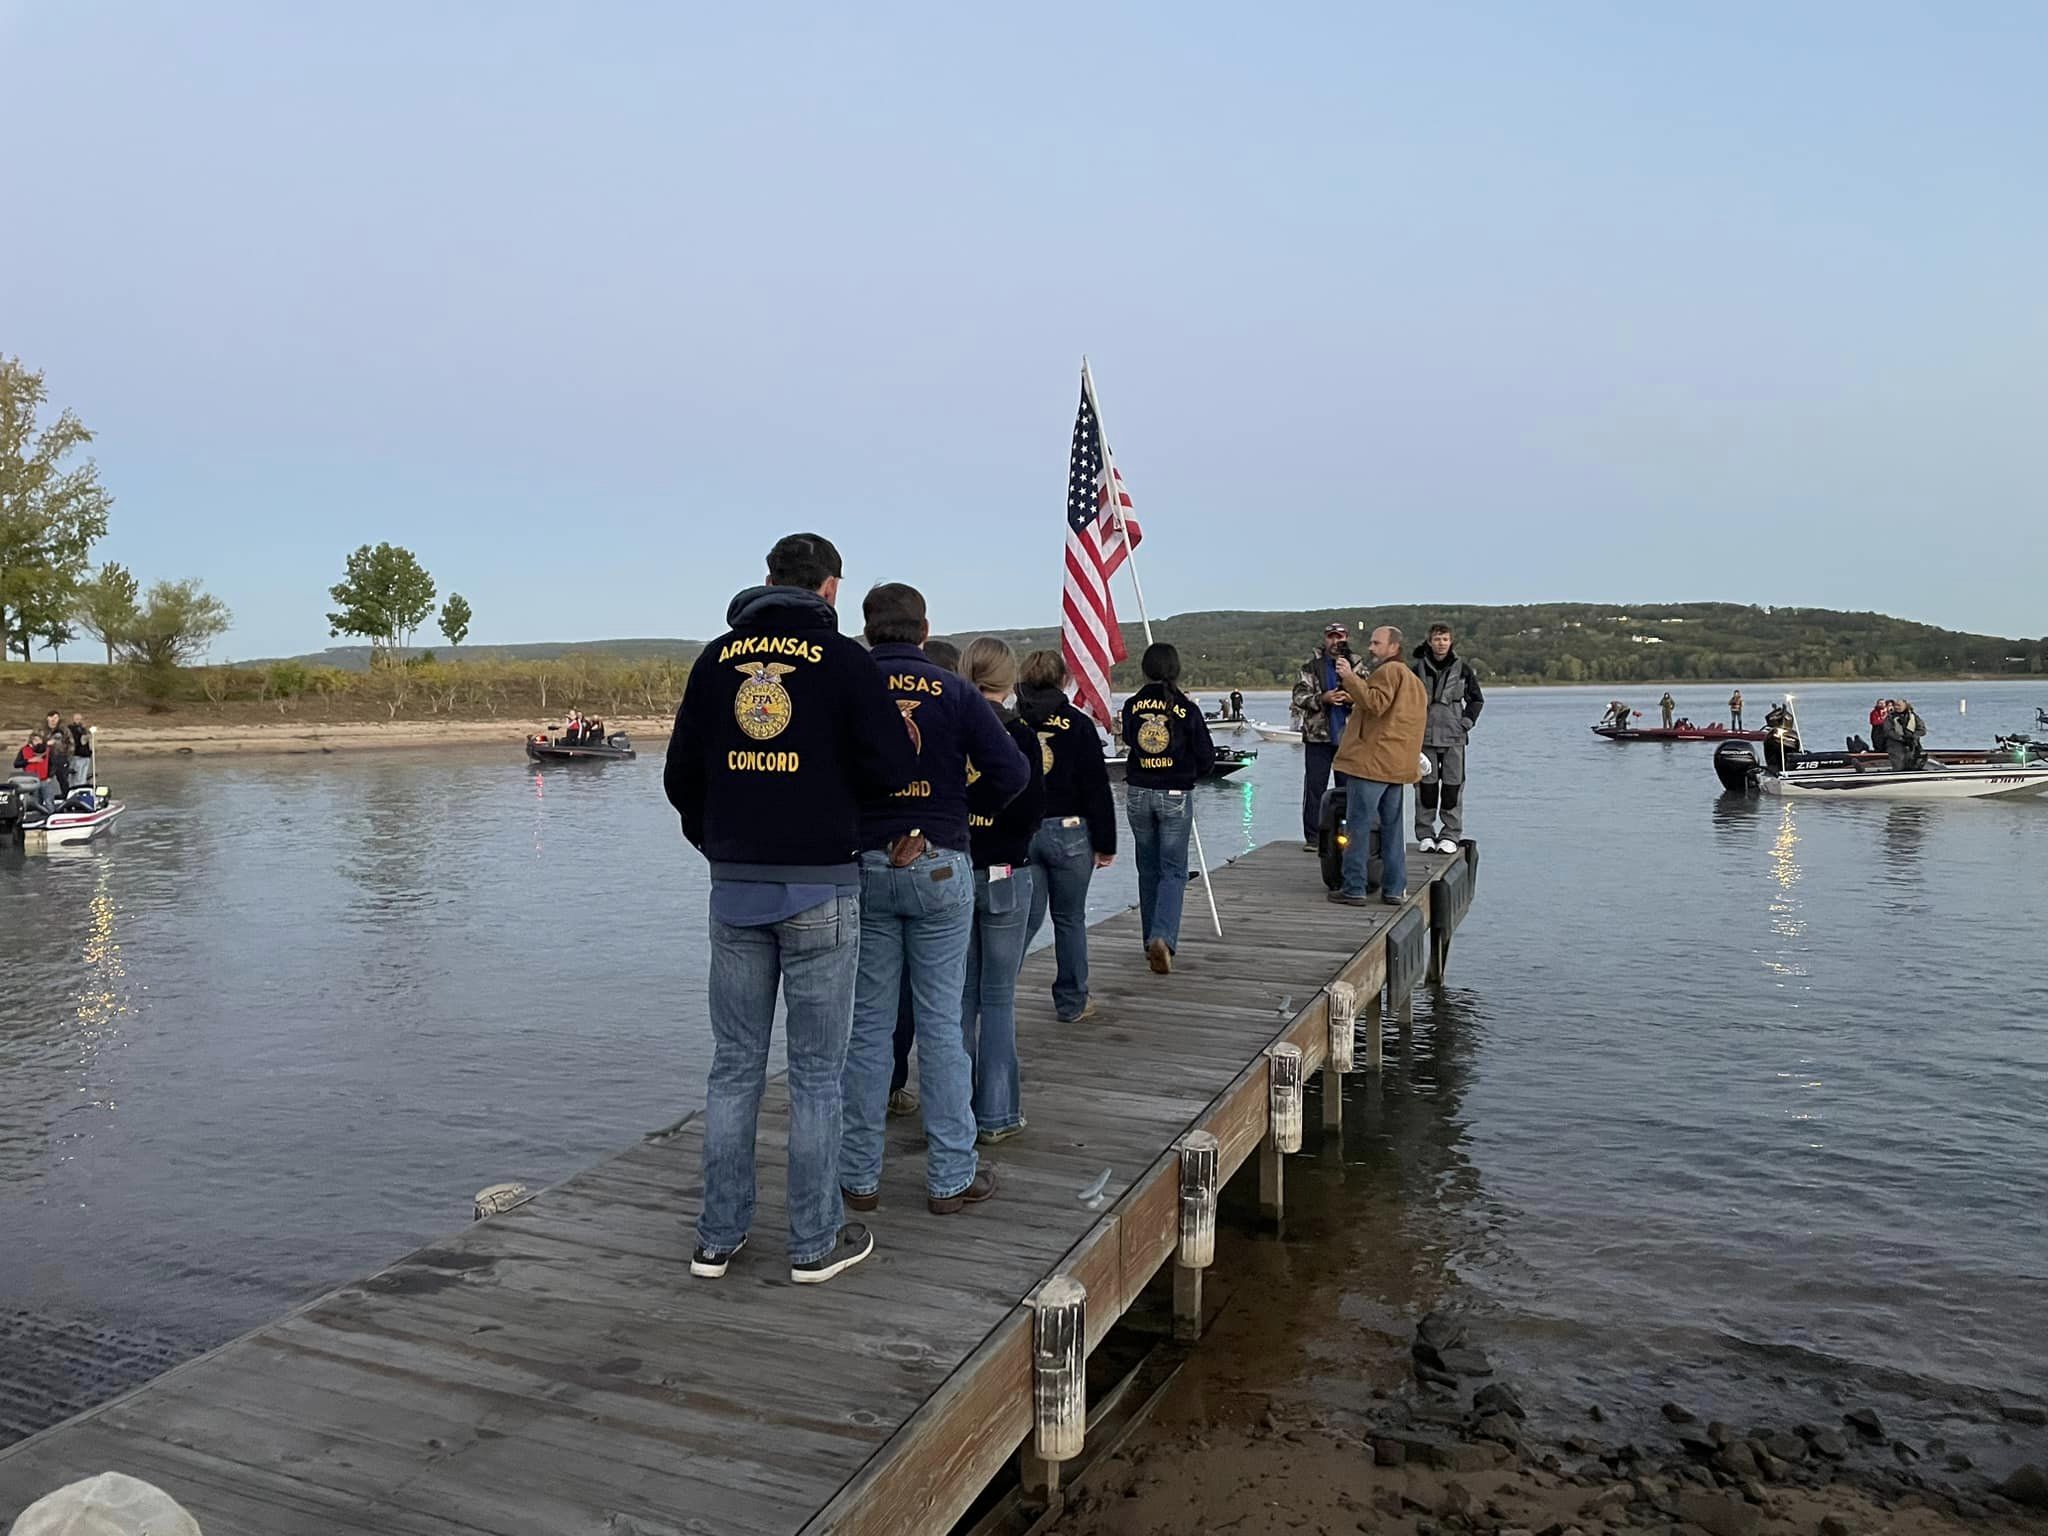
xmin=0 ymin=838 xmax=1477 ymax=1534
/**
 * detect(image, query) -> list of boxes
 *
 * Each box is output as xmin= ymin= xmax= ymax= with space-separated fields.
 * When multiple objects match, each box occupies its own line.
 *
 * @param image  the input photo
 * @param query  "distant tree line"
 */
xmin=942 ymin=603 xmax=2048 ymax=690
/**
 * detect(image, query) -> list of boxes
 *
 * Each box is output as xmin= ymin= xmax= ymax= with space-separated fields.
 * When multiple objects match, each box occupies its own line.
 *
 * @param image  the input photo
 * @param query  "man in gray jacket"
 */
xmin=1413 ymin=624 xmax=1484 ymax=852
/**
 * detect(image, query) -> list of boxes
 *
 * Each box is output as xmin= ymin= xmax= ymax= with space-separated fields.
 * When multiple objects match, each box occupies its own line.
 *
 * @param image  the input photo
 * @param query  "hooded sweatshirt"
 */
xmin=860 ymin=642 xmax=1029 ymax=854
xmin=665 ymin=585 xmax=916 ymax=882
xmin=1017 ymin=683 xmax=1117 ymax=855
xmin=967 ymin=704 xmax=1048 ymax=869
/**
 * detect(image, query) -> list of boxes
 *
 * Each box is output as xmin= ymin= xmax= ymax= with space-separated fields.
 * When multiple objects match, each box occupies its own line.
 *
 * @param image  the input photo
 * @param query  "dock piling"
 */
xmin=1262 ymin=1043 xmax=1303 ymax=1219
xmin=1173 ymin=1131 xmax=1219 ymax=1342
xmin=1024 ymin=1277 xmax=1088 ymax=1499
xmin=1322 ymin=982 xmax=1356 ymax=1130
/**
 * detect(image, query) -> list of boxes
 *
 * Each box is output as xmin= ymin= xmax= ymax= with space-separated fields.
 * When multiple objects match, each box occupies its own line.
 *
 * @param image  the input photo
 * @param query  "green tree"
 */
xmin=0 ymin=357 xmax=114 ymax=661
xmin=326 ymin=543 xmax=436 ymax=663
xmin=75 ymin=561 xmax=142 ymax=664
xmin=439 ymin=591 xmax=472 ymax=652
xmin=121 ymin=578 xmax=232 ymax=674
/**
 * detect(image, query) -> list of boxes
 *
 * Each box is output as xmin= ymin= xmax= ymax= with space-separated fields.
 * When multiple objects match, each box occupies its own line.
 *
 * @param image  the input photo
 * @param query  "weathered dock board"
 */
xmin=0 ymin=840 xmax=1474 ymax=1534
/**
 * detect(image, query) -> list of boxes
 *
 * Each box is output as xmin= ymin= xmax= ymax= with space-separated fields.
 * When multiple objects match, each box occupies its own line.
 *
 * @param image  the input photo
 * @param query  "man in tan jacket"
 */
xmin=1329 ymin=625 xmax=1425 ymax=906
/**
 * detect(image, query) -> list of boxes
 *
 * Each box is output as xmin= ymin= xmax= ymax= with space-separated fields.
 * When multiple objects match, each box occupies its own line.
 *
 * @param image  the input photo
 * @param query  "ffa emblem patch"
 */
xmin=1136 ymin=716 xmax=1171 ymax=755
xmin=1038 ymin=731 xmax=1056 ymax=774
xmin=733 ymin=663 xmax=796 ymax=740
xmin=966 ymin=756 xmax=981 ymax=786
xmin=897 ymin=698 xmax=924 ymax=754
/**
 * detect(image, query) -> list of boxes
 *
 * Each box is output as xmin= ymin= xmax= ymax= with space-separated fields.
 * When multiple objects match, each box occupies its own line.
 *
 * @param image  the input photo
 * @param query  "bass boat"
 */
xmin=1713 ymin=709 xmax=2048 ymax=801
xmin=525 ymin=730 xmax=637 ymax=762
xmin=1595 ymin=722 xmax=1766 ymax=743
xmin=2 ymin=778 xmax=127 ymax=852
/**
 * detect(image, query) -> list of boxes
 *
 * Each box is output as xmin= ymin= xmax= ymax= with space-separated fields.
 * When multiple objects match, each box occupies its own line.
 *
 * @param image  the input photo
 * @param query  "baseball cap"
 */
xmin=1323 ymin=622 xmax=1347 ymax=637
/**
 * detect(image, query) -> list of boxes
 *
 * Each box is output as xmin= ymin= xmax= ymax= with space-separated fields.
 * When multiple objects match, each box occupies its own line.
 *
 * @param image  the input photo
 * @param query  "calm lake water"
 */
xmin=3 ymin=680 xmax=2045 ymax=1465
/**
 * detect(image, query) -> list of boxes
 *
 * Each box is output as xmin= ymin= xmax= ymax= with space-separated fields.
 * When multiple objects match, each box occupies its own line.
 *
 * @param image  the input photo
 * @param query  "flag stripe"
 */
xmin=1062 ymin=370 xmax=1143 ymax=732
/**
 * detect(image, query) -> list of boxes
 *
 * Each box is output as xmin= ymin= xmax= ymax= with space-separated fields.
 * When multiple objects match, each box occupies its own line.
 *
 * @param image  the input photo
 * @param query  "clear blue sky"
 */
xmin=4 ymin=2 xmax=2043 ymax=658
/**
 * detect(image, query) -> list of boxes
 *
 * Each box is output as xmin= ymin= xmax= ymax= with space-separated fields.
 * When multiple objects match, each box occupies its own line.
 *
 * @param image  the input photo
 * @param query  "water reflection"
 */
xmin=1879 ymin=804 xmax=1932 ymax=906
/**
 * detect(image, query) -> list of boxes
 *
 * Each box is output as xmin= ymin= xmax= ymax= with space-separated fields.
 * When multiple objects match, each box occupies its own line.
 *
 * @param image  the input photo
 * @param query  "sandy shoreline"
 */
xmin=74 ymin=717 xmax=674 ymax=760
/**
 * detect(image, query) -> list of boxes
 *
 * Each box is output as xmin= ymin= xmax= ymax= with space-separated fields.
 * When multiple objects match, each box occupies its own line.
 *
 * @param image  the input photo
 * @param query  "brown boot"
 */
xmin=928 ymin=1167 xmax=997 ymax=1215
xmin=1146 ymin=938 xmax=1172 ymax=975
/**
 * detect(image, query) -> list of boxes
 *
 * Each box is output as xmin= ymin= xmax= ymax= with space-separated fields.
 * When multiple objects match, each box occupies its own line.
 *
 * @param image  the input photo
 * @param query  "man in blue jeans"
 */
xmin=1329 ymin=625 xmax=1426 ymax=907
xmin=665 ymin=533 xmax=916 ymax=1284
xmin=841 ymin=583 xmax=1029 ymax=1216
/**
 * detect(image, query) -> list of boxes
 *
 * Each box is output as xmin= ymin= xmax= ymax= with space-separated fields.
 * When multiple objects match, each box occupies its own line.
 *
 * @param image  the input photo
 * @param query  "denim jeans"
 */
xmin=1302 ymin=741 xmax=1337 ymax=842
xmin=1127 ymin=785 xmax=1191 ymax=953
xmin=1026 ymin=818 xmax=1095 ymax=1019
xmin=1343 ymin=779 xmax=1406 ymax=898
xmin=698 ymin=894 xmax=859 ymax=1265
xmin=962 ymin=864 xmax=1034 ymax=1133
xmin=889 ymin=973 xmax=915 ymax=1095
xmin=842 ymin=847 xmax=978 ymax=1199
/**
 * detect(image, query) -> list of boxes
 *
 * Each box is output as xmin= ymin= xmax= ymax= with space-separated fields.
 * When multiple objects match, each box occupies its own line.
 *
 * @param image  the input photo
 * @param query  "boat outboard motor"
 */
xmin=0 ymin=778 xmax=27 ymax=846
xmin=1714 ymin=740 xmax=1761 ymax=795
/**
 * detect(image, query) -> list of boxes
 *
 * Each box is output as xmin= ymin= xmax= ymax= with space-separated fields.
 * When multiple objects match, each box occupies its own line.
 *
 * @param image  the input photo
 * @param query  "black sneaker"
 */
xmin=792 ymin=1224 xmax=874 ymax=1285
xmin=689 ymin=1235 xmax=746 ymax=1278
xmin=1326 ymin=891 xmax=1369 ymax=907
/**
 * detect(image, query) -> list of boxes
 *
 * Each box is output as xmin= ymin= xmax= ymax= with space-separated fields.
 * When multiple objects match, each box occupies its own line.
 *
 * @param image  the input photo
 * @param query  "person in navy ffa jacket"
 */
xmin=665 ymin=532 xmax=916 ymax=1288
xmin=1017 ymin=648 xmax=1116 ymax=1022
xmin=840 ymin=583 xmax=1028 ymax=1218
xmin=957 ymin=637 xmax=1046 ymax=1142
xmin=1119 ymin=642 xmax=1215 ymax=974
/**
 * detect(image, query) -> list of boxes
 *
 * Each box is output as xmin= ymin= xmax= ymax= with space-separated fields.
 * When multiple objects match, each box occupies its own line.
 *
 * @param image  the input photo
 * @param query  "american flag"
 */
xmin=1062 ymin=368 xmax=1143 ymax=730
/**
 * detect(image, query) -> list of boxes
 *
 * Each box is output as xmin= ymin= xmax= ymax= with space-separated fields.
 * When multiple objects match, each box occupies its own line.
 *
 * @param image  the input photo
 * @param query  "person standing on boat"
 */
xmin=1868 ymin=699 xmax=1890 ymax=753
xmin=1885 ymin=699 xmax=1927 ymax=771
xmin=1660 ymin=692 xmax=1676 ymax=729
xmin=842 ymin=583 xmax=1028 ymax=1219
xmin=1291 ymin=622 xmax=1354 ymax=850
xmin=664 ymin=532 xmax=917 ymax=1286
xmin=958 ymin=638 xmax=1045 ymax=1144
xmin=64 ymin=713 xmax=93 ymax=790
xmin=1229 ymin=688 xmax=1244 ymax=722
xmin=1018 ymin=649 xmax=1116 ymax=1023
xmin=1413 ymin=624 xmax=1484 ymax=854
xmin=1329 ymin=627 xmax=1425 ymax=907
xmin=1122 ymin=642 xmax=1215 ymax=975
xmin=1729 ymin=690 xmax=1745 ymax=730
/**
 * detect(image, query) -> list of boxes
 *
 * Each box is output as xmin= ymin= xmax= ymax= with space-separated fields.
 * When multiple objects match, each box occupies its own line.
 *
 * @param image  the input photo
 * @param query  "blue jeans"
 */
xmin=699 ymin=894 xmax=860 ymax=1265
xmin=842 ymin=847 xmax=978 ymax=1199
xmin=1026 ymin=819 xmax=1095 ymax=1019
xmin=1343 ymin=779 xmax=1406 ymax=898
xmin=963 ymin=865 xmax=1034 ymax=1133
xmin=1127 ymin=785 xmax=1191 ymax=953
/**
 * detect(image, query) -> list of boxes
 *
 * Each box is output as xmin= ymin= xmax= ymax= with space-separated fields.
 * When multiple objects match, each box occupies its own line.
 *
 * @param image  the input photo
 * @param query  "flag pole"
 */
xmin=1082 ymin=357 xmax=1223 ymax=940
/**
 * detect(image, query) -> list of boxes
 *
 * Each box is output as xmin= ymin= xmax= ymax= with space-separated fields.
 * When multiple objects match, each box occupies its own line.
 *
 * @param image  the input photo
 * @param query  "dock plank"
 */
xmin=0 ymin=841 xmax=1471 ymax=1533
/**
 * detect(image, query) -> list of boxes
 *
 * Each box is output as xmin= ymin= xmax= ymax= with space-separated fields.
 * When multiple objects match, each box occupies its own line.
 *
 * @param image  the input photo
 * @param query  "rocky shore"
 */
xmin=1050 ymin=1310 xmax=2047 ymax=1536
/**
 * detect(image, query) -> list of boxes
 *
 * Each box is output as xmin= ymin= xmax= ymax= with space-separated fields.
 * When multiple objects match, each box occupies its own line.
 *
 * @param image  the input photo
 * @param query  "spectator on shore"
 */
xmin=1121 ymin=642 xmax=1214 ymax=974
xmin=890 ymin=636 xmax=962 ymax=1119
xmin=958 ymin=637 xmax=1045 ymax=1143
xmin=841 ymin=583 xmax=1027 ymax=1218
xmin=1291 ymin=622 xmax=1354 ymax=850
xmin=1413 ymin=624 xmax=1484 ymax=853
xmin=1329 ymin=626 xmax=1426 ymax=907
xmin=1018 ymin=649 xmax=1116 ymax=1022
xmin=664 ymin=532 xmax=916 ymax=1285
